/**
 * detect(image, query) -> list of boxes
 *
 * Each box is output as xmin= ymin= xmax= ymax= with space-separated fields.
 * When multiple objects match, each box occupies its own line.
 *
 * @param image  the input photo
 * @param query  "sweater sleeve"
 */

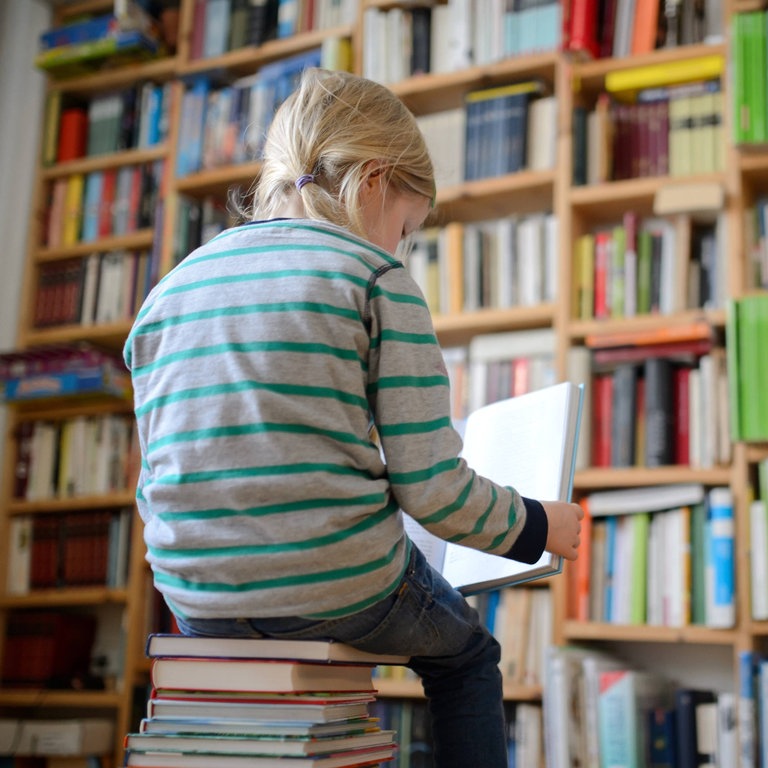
xmin=366 ymin=264 xmax=547 ymax=564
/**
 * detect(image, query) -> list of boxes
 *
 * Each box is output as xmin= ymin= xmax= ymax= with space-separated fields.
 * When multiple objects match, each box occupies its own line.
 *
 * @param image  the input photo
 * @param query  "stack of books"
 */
xmin=123 ymin=634 xmax=407 ymax=767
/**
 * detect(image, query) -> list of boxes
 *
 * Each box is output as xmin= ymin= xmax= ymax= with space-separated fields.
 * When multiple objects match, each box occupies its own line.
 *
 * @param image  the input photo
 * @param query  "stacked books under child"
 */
xmin=124 ymin=633 xmax=408 ymax=767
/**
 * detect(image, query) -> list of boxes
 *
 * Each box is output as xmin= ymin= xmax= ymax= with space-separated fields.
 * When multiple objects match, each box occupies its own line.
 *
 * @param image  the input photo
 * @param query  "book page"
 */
xmin=405 ymin=382 xmax=582 ymax=594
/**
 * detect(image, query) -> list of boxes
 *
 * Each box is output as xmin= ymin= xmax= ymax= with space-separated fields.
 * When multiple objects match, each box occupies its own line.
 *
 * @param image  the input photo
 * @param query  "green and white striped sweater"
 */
xmin=124 ymin=219 xmax=544 ymax=619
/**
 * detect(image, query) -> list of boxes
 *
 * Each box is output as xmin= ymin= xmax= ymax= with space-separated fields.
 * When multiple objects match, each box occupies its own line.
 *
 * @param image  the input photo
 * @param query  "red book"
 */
xmin=567 ymin=0 xmax=600 ymax=58
xmin=57 ymin=107 xmax=88 ymax=162
xmin=98 ymin=168 xmax=117 ymax=238
xmin=592 ymin=373 xmax=613 ymax=467
xmin=593 ymin=229 xmax=612 ymax=319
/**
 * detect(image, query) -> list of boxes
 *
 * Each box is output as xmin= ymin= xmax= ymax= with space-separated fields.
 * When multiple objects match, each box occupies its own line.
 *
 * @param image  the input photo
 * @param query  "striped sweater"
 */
xmin=124 ymin=219 xmax=545 ymax=619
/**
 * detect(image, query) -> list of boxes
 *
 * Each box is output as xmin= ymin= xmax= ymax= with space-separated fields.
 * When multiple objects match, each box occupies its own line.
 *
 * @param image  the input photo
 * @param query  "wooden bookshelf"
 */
xmin=4 ymin=0 xmax=768 ymax=763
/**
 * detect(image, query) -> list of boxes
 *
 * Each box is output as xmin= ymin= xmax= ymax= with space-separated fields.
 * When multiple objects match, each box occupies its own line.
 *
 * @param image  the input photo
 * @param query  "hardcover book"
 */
xmin=403 ymin=381 xmax=583 ymax=594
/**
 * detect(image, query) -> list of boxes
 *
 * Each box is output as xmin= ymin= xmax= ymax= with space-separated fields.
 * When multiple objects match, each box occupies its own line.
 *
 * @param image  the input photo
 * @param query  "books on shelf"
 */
xmin=0 ymin=344 xmax=131 ymax=402
xmin=403 ymin=381 xmax=583 ymax=594
xmin=0 ymin=717 xmax=114 ymax=757
xmin=126 ymin=635 xmax=398 ymax=767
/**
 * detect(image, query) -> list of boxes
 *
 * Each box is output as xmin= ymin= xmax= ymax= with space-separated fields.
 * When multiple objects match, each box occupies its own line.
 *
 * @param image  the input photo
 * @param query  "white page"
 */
xmin=403 ymin=382 xmax=583 ymax=594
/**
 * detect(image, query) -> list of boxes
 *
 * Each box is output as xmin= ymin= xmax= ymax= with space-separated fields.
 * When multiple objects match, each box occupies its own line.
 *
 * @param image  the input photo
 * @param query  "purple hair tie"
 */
xmin=295 ymin=174 xmax=315 ymax=191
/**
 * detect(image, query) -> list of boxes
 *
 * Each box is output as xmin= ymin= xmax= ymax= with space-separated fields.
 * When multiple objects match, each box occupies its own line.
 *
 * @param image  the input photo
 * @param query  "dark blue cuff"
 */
xmin=505 ymin=497 xmax=548 ymax=565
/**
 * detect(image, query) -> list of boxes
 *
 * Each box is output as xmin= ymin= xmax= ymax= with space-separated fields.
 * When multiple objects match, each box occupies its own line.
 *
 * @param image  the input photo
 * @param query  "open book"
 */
xmin=403 ymin=381 xmax=584 ymax=594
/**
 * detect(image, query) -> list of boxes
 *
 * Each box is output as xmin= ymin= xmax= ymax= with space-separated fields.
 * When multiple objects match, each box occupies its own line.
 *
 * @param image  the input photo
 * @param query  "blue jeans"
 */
xmin=174 ymin=545 xmax=508 ymax=768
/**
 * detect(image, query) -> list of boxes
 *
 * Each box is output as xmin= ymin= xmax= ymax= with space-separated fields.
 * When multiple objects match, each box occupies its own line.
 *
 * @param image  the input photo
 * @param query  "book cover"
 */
xmin=145 ymin=634 xmax=408 ymax=666
xmin=402 ymin=382 xmax=583 ymax=594
xmin=150 ymin=658 xmax=377 ymax=694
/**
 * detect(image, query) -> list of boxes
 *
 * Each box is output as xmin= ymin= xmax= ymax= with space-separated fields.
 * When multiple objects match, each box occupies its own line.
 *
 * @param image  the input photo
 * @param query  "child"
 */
xmin=124 ymin=68 xmax=583 ymax=767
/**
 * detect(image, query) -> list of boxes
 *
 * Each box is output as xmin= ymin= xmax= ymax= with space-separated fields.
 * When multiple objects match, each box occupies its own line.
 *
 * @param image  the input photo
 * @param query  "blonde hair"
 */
xmin=247 ymin=68 xmax=435 ymax=237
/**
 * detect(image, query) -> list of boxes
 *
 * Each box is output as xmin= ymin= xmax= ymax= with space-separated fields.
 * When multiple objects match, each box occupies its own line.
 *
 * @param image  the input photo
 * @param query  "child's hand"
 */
xmin=542 ymin=501 xmax=584 ymax=561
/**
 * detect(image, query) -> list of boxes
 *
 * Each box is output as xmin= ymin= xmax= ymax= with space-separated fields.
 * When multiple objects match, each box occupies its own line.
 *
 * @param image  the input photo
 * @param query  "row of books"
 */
xmin=441 ymin=330 xmax=557 ymax=419
xmin=564 ymin=0 xmax=723 ymax=60
xmin=14 ymin=414 xmax=138 ymax=502
xmin=173 ymin=195 xmax=237 ymax=268
xmin=188 ymin=0 xmax=357 ymax=61
xmin=543 ymin=645 xmax=736 ymax=768
xmin=478 ymin=588 xmax=553 ymax=688
xmin=574 ymin=78 xmax=725 ymax=186
xmin=573 ymin=484 xmax=735 ymax=628
xmin=726 ymin=292 xmax=768 ymax=441
xmin=124 ymin=634 xmax=402 ymax=767
xmin=176 ymin=47 xmax=323 ymax=176
xmin=416 ymin=91 xmax=557 ymax=191
xmin=44 ymin=161 xmax=163 ymax=249
xmin=591 ymin=348 xmax=730 ymax=471
xmin=1 ymin=611 xmax=98 ymax=691
xmin=405 ymin=214 xmax=557 ymax=317
xmin=361 ymin=0 xmax=560 ymax=85
xmin=34 ymin=249 xmax=157 ymax=330
xmin=0 ymin=717 xmax=113 ymax=761
xmin=0 ymin=343 xmax=130 ymax=402
xmin=45 ymin=81 xmax=172 ymax=166
xmin=572 ymin=211 xmax=726 ymax=321
xmin=5 ymin=509 xmax=132 ymax=595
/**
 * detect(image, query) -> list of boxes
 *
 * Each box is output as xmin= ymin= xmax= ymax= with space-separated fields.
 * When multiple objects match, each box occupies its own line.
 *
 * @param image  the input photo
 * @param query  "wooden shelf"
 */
xmin=562 ymin=620 xmax=739 ymax=645
xmin=569 ymin=172 xmax=727 ymax=219
xmin=374 ymin=677 xmax=542 ymax=701
xmin=8 ymin=491 xmax=137 ymax=515
xmin=20 ymin=320 xmax=134 ymax=349
xmin=47 ymin=57 xmax=178 ymax=96
xmin=570 ymin=42 xmax=726 ymax=97
xmin=178 ymin=26 xmax=354 ymax=79
xmin=435 ymin=170 xmax=556 ymax=223
xmin=391 ymin=52 xmax=559 ymax=114
xmin=574 ymin=465 xmax=733 ymax=490
xmin=42 ymin=146 xmax=168 ymax=180
xmin=176 ymin=161 xmax=262 ymax=199
xmin=36 ymin=230 xmax=155 ymax=262
xmin=434 ymin=303 xmax=555 ymax=347
xmin=0 ymin=587 xmax=129 ymax=609
xmin=566 ymin=308 xmax=727 ymax=343
xmin=0 ymin=689 xmax=124 ymax=708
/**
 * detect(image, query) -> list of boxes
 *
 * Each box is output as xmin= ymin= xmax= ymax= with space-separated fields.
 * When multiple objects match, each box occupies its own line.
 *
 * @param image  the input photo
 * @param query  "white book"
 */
xmin=402 ymin=381 xmax=583 ymax=594
xmin=750 ymin=500 xmax=768 ymax=620
xmin=586 ymin=482 xmax=705 ymax=516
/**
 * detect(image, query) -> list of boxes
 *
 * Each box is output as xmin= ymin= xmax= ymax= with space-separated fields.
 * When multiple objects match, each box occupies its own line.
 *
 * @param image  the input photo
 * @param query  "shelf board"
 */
xmin=0 ymin=689 xmax=123 ymax=708
xmin=563 ymin=620 xmax=738 ymax=644
xmin=569 ymin=172 xmax=727 ymax=219
xmin=42 ymin=146 xmax=167 ymax=180
xmin=0 ymin=587 xmax=129 ymax=609
xmin=434 ymin=303 xmax=555 ymax=347
xmin=566 ymin=308 xmax=726 ymax=342
xmin=36 ymin=230 xmax=155 ymax=262
xmin=574 ymin=465 xmax=732 ymax=489
xmin=176 ymin=161 xmax=261 ymax=199
xmin=391 ymin=52 xmax=559 ymax=114
xmin=374 ymin=677 xmax=542 ymax=701
xmin=571 ymin=42 xmax=726 ymax=97
xmin=20 ymin=321 xmax=133 ymax=350
xmin=48 ymin=57 xmax=178 ymax=96
xmin=435 ymin=170 xmax=556 ymax=222
xmin=178 ymin=26 xmax=354 ymax=79
xmin=8 ymin=492 xmax=136 ymax=515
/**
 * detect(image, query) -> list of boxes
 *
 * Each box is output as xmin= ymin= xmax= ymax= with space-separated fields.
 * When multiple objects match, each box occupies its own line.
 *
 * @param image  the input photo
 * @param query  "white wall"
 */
xmin=0 ymin=0 xmax=51 ymax=474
